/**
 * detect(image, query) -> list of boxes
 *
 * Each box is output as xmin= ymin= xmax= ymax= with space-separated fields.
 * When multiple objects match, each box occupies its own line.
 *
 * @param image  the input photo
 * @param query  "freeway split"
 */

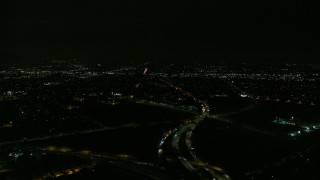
xmin=158 ymin=76 xmax=232 ymax=180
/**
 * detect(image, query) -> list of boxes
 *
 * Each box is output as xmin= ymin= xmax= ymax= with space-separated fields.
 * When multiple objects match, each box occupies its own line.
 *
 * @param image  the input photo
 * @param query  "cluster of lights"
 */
xmin=273 ymin=117 xmax=320 ymax=137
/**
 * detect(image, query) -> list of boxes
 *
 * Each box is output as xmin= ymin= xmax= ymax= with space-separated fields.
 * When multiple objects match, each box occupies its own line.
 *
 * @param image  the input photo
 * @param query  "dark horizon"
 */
xmin=1 ymin=1 xmax=320 ymax=64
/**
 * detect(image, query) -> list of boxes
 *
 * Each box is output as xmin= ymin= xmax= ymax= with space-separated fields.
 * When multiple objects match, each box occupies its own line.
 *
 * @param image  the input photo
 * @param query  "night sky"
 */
xmin=1 ymin=1 xmax=319 ymax=64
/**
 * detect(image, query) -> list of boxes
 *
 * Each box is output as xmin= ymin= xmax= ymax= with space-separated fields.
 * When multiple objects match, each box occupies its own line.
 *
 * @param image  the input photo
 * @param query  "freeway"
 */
xmin=21 ymin=147 xmax=175 ymax=180
xmin=209 ymin=103 xmax=299 ymax=139
xmin=0 ymin=120 xmax=175 ymax=148
xmin=157 ymin=76 xmax=232 ymax=180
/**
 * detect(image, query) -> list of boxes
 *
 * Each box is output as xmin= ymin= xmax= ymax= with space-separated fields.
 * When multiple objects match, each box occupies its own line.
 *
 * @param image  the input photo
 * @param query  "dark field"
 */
xmin=0 ymin=101 xmax=194 ymax=179
xmin=193 ymin=101 xmax=320 ymax=179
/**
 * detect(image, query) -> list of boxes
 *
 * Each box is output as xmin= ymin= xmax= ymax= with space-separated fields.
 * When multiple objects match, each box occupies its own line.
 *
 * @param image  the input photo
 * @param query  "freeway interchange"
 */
xmin=157 ymin=76 xmax=232 ymax=180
